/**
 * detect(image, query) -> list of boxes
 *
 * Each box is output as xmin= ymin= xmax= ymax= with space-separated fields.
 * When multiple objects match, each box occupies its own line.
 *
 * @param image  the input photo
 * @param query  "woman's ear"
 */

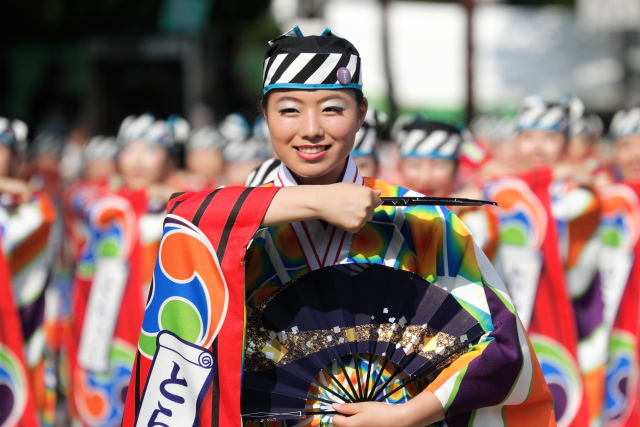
xmin=357 ymin=97 xmax=369 ymax=130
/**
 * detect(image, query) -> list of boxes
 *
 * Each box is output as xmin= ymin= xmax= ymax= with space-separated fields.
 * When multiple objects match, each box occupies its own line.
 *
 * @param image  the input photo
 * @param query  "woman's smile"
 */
xmin=295 ymin=144 xmax=331 ymax=160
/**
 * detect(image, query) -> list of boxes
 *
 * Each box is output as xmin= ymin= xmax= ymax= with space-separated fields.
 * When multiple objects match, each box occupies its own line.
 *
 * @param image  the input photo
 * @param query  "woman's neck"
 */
xmin=290 ymin=158 xmax=349 ymax=186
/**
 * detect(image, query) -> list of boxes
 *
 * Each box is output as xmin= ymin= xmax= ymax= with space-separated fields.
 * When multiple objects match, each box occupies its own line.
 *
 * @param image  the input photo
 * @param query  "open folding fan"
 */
xmin=241 ymin=263 xmax=485 ymax=425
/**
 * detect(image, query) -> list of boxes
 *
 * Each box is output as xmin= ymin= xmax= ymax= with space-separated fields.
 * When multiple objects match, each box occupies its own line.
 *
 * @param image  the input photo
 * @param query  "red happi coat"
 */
xmin=603 ymin=181 xmax=640 ymax=427
xmin=122 ymin=186 xmax=279 ymax=426
xmin=67 ymin=185 xmax=157 ymax=426
xmin=486 ymin=167 xmax=589 ymax=427
xmin=0 ymin=235 xmax=40 ymax=427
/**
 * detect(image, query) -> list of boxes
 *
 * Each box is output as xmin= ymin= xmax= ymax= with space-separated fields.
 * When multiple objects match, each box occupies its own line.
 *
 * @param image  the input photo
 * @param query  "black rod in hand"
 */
xmin=380 ymin=197 xmax=498 ymax=207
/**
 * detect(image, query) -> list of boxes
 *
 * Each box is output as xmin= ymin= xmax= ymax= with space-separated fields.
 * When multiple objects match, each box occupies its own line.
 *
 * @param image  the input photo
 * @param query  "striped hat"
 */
xmin=610 ymin=108 xmax=640 ymax=139
xmin=262 ymin=26 xmax=363 ymax=94
xmin=352 ymin=106 xmax=387 ymax=158
xmin=220 ymin=113 xmax=271 ymax=163
xmin=515 ymin=94 xmax=570 ymax=134
xmin=393 ymin=116 xmax=463 ymax=160
xmin=469 ymin=115 xmax=515 ymax=145
xmin=186 ymin=125 xmax=225 ymax=152
xmin=117 ymin=113 xmax=190 ymax=148
xmin=571 ymin=113 xmax=603 ymax=139
xmin=566 ymin=95 xmax=598 ymax=138
xmin=85 ymin=136 xmax=118 ymax=161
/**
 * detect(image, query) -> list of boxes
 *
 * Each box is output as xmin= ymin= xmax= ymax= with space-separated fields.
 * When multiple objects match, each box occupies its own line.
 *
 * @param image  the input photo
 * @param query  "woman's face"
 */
xmin=399 ymin=157 xmax=457 ymax=197
xmin=615 ymin=135 xmax=640 ymax=182
xmin=117 ymin=140 xmax=168 ymax=190
xmin=567 ymin=136 xmax=593 ymax=162
xmin=515 ymin=129 xmax=566 ymax=169
xmin=353 ymin=155 xmax=378 ymax=178
xmin=264 ymin=89 xmax=367 ymax=185
xmin=186 ymin=149 xmax=224 ymax=183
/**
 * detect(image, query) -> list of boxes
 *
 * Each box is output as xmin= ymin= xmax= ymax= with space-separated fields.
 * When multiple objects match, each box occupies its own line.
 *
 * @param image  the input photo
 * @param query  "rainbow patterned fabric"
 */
xmin=243 ymin=158 xmax=554 ymax=426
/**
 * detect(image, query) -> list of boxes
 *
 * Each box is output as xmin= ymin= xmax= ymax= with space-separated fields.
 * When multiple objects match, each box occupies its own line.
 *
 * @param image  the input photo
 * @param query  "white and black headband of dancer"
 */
xmin=117 ymin=113 xmax=190 ymax=149
xmin=515 ymin=94 xmax=570 ymax=134
xmin=352 ymin=106 xmax=387 ymax=158
xmin=220 ymin=113 xmax=271 ymax=163
xmin=610 ymin=107 xmax=640 ymax=139
xmin=393 ymin=116 xmax=463 ymax=160
xmin=568 ymin=95 xmax=603 ymax=139
xmin=262 ymin=26 xmax=363 ymax=94
xmin=0 ymin=117 xmax=28 ymax=153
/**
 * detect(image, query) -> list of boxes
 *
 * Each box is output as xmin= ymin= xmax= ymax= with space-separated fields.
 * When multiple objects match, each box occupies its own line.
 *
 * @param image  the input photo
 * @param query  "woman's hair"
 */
xmin=260 ymin=89 xmax=365 ymax=115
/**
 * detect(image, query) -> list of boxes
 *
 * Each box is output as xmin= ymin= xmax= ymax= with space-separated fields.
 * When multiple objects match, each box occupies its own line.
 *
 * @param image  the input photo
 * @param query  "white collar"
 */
xmin=273 ymin=156 xmax=364 ymax=188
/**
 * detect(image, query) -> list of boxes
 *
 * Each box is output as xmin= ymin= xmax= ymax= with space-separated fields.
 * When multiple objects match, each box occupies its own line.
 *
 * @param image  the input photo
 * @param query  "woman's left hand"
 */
xmin=332 ymin=402 xmax=405 ymax=427
xmin=331 ymin=390 xmax=444 ymax=427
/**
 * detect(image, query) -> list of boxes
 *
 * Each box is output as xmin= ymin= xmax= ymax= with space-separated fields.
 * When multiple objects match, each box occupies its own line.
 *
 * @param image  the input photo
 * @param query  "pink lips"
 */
xmin=295 ymin=145 xmax=329 ymax=161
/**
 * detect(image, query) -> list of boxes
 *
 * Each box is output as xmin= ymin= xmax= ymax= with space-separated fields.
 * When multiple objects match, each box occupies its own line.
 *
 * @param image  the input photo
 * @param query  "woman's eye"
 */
xmin=278 ymin=108 xmax=299 ymax=114
xmin=323 ymin=106 xmax=345 ymax=113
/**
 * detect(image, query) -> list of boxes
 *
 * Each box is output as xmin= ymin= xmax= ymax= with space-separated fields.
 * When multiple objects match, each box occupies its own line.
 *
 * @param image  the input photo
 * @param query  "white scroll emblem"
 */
xmin=136 ymin=330 xmax=215 ymax=427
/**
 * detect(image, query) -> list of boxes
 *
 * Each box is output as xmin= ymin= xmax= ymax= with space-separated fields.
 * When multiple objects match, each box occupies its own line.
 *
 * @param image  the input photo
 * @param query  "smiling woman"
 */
xmin=122 ymin=27 xmax=555 ymax=427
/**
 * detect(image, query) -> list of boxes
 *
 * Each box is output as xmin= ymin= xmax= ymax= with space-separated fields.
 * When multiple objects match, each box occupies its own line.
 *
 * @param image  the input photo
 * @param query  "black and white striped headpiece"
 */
xmin=117 ymin=114 xmax=190 ymax=149
xmin=84 ymin=136 xmax=118 ymax=162
xmin=469 ymin=115 xmax=515 ymax=145
xmin=262 ymin=26 xmax=363 ymax=94
xmin=0 ymin=118 xmax=27 ymax=152
xmin=352 ymin=106 xmax=387 ymax=158
xmin=515 ymin=94 xmax=570 ymax=134
xmin=186 ymin=125 xmax=225 ymax=152
xmin=220 ymin=114 xmax=271 ymax=163
xmin=393 ymin=116 xmax=462 ymax=160
xmin=610 ymin=108 xmax=640 ymax=139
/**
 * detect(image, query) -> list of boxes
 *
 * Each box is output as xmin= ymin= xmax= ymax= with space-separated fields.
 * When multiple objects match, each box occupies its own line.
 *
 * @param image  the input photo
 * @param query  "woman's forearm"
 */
xmin=261 ymin=182 xmax=382 ymax=233
xmin=261 ymin=186 xmax=321 ymax=227
xmin=400 ymin=390 xmax=445 ymax=427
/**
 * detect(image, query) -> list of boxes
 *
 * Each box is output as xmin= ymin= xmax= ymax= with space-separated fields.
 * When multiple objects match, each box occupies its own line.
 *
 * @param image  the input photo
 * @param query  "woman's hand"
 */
xmin=553 ymin=162 xmax=593 ymax=188
xmin=332 ymin=390 xmax=445 ymax=427
xmin=262 ymin=183 xmax=381 ymax=233
xmin=315 ymin=183 xmax=381 ymax=233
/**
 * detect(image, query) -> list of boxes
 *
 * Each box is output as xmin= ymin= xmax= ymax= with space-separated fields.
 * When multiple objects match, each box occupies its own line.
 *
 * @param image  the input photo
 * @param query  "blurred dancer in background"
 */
xmin=393 ymin=116 xmax=461 ymax=198
xmin=66 ymin=113 xmax=183 ymax=426
xmin=167 ymin=124 xmax=225 ymax=192
xmin=82 ymin=136 xmax=118 ymax=184
xmin=351 ymin=106 xmax=386 ymax=178
xmin=485 ymin=95 xmax=597 ymax=426
xmin=0 ymin=118 xmax=57 ymax=426
xmin=598 ymin=107 xmax=640 ymax=427
xmin=566 ymin=97 xmax=613 ymax=189
xmin=393 ymin=116 xmax=498 ymax=257
xmin=222 ymin=113 xmax=272 ymax=186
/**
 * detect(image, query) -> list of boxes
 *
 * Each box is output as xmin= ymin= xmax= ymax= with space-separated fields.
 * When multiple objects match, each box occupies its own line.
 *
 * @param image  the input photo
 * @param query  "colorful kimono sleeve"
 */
xmin=123 ymin=186 xmax=279 ymax=427
xmin=2 ymin=193 xmax=56 ymax=256
xmin=404 ymin=206 xmax=555 ymax=426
